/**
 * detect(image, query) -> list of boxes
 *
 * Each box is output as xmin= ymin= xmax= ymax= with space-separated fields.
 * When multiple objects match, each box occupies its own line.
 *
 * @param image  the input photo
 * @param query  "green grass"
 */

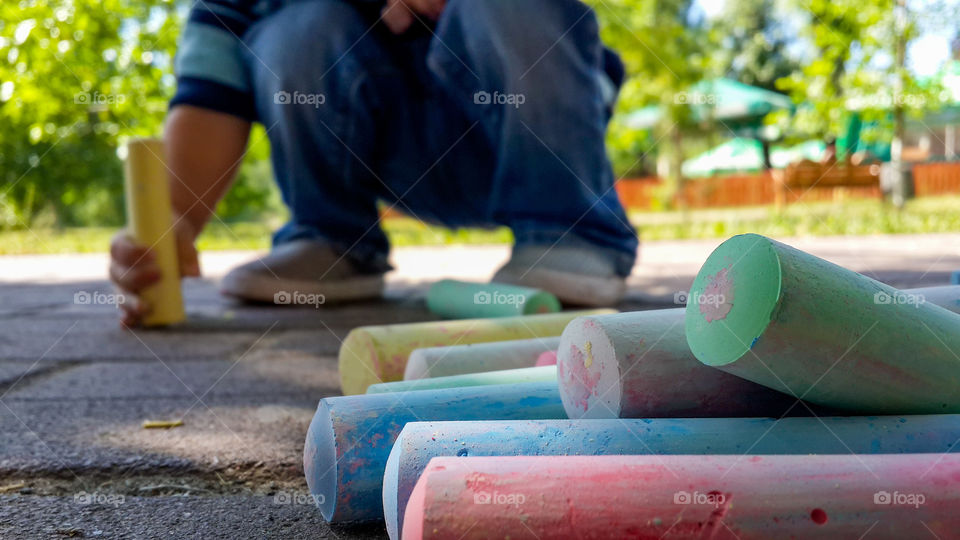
xmin=632 ymin=195 xmax=960 ymax=241
xmin=0 ymin=218 xmax=513 ymax=255
xmin=2 ymin=195 xmax=960 ymax=255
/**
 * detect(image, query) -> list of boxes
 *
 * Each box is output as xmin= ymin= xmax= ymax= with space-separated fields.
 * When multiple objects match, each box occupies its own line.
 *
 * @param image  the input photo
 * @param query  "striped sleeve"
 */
xmin=170 ymin=0 xmax=395 ymax=120
xmin=169 ymin=0 xmax=261 ymax=120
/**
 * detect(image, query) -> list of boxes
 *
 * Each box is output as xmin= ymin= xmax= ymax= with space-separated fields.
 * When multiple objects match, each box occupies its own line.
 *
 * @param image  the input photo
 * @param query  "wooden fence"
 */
xmin=379 ymin=163 xmax=960 ymax=218
xmin=913 ymin=162 xmax=960 ymax=197
xmin=616 ymin=162 xmax=960 ymax=210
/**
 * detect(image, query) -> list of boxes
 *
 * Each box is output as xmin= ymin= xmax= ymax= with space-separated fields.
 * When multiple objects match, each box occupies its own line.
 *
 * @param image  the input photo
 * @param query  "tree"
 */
xmin=0 ymin=0 xmax=281 ymax=230
xmin=0 ymin=0 xmax=180 ymax=228
xmin=589 ymin=0 xmax=709 ymax=206
xmin=709 ymin=0 xmax=800 ymax=93
xmin=775 ymin=0 xmax=943 ymax=148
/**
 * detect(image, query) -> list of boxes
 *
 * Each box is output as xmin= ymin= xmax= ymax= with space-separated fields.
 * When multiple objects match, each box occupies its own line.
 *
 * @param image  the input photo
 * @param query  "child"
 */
xmin=110 ymin=0 xmax=638 ymax=326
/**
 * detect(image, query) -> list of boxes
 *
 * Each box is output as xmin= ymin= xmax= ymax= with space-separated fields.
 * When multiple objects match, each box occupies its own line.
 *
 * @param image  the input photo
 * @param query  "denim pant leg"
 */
xmin=370 ymin=35 xmax=498 ymax=229
xmin=426 ymin=0 xmax=639 ymax=276
xmin=243 ymin=0 xmax=397 ymax=272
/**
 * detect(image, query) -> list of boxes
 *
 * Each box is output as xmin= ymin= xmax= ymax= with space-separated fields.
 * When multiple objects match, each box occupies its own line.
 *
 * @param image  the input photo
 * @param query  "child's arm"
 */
xmin=109 ymin=105 xmax=250 ymax=327
xmin=165 ymin=104 xmax=251 ymax=234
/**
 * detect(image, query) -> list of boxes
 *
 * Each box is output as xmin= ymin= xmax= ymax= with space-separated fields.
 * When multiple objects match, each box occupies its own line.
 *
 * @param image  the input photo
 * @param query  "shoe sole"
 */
xmin=492 ymin=267 xmax=625 ymax=307
xmin=220 ymin=271 xmax=385 ymax=304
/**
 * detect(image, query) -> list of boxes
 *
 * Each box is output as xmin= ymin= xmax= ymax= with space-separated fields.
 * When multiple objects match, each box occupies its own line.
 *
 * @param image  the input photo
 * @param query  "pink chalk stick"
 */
xmin=403 ymin=453 xmax=960 ymax=540
xmin=534 ymin=350 xmax=557 ymax=367
xmin=557 ymin=309 xmax=797 ymax=418
xmin=557 ymin=286 xmax=960 ymax=419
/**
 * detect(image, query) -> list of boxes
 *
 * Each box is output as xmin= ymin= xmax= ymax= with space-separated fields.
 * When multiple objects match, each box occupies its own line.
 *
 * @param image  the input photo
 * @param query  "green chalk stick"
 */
xmin=366 ymin=365 xmax=557 ymax=394
xmin=685 ymin=233 xmax=960 ymax=414
xmin=426 ymin=279 xmax=561 ymax=319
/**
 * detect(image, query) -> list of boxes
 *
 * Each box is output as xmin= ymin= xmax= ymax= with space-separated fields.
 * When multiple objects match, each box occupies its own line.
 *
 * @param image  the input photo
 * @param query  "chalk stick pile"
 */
xmin=304 ymin=234 xmax=960 ymax=539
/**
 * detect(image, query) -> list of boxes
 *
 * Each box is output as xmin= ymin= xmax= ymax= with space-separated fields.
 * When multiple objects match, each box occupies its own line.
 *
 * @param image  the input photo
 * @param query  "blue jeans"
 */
xmin=243 ymin=0 xmax=638 ymax=275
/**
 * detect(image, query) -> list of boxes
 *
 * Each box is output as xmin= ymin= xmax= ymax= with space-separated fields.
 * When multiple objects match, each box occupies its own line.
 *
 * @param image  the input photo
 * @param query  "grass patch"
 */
xmin=631 ymin=196 xmax=960 ymax=241
xmin=0 ymin=219 xmax=513 ymax=255
xmin=2 ymin=195 xmax=959 ymax=255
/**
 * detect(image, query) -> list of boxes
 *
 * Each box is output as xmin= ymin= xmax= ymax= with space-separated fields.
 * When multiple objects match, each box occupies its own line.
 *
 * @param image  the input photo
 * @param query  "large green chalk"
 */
xmin=366 ymin=365 xmax=556 ymax=394
xmin=685 ymin=233 xmax=960 ymax=414
xmin=426 ymin=279 xmax=561 ymax=319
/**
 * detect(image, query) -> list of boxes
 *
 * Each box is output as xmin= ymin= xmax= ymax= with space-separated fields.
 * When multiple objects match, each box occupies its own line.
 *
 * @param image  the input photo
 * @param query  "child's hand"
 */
xmin=109 ymin=219 xmax=200 ymax=327
xmin=382 ymin=0 xmax=445 ymax=34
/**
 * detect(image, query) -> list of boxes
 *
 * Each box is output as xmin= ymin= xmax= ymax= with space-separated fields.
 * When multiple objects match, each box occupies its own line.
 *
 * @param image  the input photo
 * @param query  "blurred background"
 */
xmin=3 ymin=0 xmax=960 ymax=254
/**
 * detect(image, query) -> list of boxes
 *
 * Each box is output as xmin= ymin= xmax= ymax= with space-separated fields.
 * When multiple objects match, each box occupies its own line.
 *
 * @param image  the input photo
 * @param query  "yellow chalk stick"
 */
xmin=124 ymin=138 xmax=185 ymax=326
xmin=338 ymin=309 xmax=615 ymax=395
xmin=142 ymin=419 xmax=184 ymax=429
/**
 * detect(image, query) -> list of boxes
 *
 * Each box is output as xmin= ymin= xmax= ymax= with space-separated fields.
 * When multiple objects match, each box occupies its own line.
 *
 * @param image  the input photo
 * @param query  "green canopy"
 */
xmin=622 ymin=78 xmax=794 ymax=134
xmin=682 ymin=138 xmax=825 ymax=177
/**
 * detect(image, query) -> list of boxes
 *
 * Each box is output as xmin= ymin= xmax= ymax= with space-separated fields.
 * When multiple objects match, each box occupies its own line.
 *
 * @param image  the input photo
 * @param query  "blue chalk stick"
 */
xmin=383 ymin=415 xmax=960 ymax=539
xmin=303 ymin=381 xmax=565 ymax=523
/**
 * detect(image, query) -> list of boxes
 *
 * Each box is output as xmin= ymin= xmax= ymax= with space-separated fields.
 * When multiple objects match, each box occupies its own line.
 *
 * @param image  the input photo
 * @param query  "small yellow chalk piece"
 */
xmin=0 ymin=482 xmax=25 ymax=493
xmin=142 ymin=419 xmax=184 ymax=429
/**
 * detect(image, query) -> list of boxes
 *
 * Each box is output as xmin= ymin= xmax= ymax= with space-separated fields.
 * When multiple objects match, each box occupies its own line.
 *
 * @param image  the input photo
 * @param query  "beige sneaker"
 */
xmin=220 ymin=239 xmax=385 ymax=304
xmin=492 ymin=245 xmax=626 ymax=307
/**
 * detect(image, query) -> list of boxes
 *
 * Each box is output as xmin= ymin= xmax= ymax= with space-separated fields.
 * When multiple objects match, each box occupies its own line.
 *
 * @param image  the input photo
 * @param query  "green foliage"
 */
xmin=0 ymin=0 xmax=282 ymax=230
xmin=588 ymin=0 xmax=709 ymax=203
xmin=606 ymin=118 xmax=656 ymax=178
xmin=773 ymin=0 xmax=945 ymax=141
xmin=213 ymin=125 xmax=286 ymax=224
xmin=0 ymin=0 xmax=179 ymax=228
xmin=709 ymin=0 xmax=800 ymax=92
